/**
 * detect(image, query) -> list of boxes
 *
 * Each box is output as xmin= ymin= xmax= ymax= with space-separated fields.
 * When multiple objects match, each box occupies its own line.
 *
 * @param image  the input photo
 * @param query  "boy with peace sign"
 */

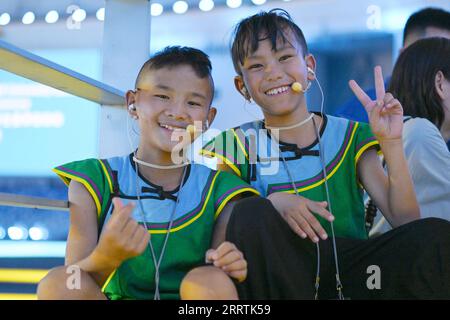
xmin=189 ymin=9 xmax=450 ymax=299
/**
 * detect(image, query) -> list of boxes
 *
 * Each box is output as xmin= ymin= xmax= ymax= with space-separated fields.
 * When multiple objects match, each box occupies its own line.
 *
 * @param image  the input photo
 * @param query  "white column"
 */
xmin=99 ymin=0 xmax=151 ymax=158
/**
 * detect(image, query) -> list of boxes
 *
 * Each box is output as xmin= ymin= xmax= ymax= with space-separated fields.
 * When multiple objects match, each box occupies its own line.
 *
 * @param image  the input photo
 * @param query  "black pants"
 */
xmin=226 ymin=197 xmax=450 ymax=300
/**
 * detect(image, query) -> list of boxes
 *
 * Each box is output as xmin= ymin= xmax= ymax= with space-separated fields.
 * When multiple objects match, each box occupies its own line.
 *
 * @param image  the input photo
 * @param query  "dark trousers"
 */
xmin=226 ymin=197 xmax=450 ymax=300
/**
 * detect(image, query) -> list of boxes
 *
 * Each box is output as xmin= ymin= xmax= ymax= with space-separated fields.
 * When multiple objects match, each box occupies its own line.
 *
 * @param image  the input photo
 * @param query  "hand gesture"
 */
xmin=349 ymin=66 xmax=403 ymax=142
xmin=205 ymin=242 xmax=247 ymax=282
xmin=94 ymin=198 xmax=150 ymax=268
xmin=268 ymin=192 xmax=334 ymax=243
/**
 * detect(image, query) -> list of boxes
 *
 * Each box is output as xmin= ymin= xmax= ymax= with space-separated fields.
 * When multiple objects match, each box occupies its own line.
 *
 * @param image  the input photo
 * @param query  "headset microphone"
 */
xmin=291 ymin=67 xmax=315 ymax=93
xmin=291 ymin=82 xmax=303 ymax=93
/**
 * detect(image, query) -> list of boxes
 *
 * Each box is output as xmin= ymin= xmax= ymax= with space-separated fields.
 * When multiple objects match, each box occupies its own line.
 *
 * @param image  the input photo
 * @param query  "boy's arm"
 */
xmin=211 ymin=200 xmax=237 ymax=248
xmin=350 ymin=66 xmax=420 ymax=226
xmin=209 ymin=199 xmax=246 ymax=282
xmin=65 ymin=180 xmax=117 ymax=286
xmin=357 ymin=147 xmax=419 ymax=227
xmin=65 ymin=181 xmax=149 ymax=287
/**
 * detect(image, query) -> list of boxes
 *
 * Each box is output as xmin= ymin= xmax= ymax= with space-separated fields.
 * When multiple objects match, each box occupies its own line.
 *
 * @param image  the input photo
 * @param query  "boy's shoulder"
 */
xmin=233 ymin=119 xmax=264 ymax=132
xmin=325 ymin=113 xmax=372 ymax=133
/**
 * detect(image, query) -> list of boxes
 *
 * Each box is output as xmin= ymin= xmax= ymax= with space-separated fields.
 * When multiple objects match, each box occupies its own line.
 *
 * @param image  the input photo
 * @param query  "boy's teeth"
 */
xmin=266 ymin=86 xmax=289 ymax=96
xmin=160 ymin=124 xmax=185 ymax=131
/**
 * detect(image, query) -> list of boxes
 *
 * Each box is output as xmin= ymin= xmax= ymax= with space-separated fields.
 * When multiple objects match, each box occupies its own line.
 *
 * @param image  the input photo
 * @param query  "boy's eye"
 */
xmin=155 ymin=94 xmax=170 ymax=100
xmin=248 ymin=64 xmax=263 ymax=70
xmin=188 ymin=101 xmax=202 ymax=107
xmin=279 ymin=55 xmax=292 ymax=62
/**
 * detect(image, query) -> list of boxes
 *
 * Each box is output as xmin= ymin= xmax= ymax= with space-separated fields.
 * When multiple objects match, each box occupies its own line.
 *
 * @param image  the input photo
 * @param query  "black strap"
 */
xmin=141 ymin=186 xmax=177 ymax=201
xmin=279 ymin=144 xmax=320 ymax=159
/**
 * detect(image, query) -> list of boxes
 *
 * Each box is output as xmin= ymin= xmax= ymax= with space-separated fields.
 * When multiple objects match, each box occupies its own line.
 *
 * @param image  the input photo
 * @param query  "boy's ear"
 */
xmin=125 ymin=90 xmax=138 ymax=117
xmin=305 ymin=54 xmax=317 ymax=81
xmin=234 ymin=76 xmax=250 ymax=100
xmin=207 ymin=106 xmax=217 ymax=128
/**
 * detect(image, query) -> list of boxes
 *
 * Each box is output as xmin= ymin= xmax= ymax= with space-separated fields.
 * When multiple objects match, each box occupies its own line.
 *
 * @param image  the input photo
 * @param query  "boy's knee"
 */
xmin=180 ymin=266 xmax=238 ymax=300
xmin=37 ymin=266 xmax=71 ymax=300
xmin=37 ymin=265 xmax=103 ymax=300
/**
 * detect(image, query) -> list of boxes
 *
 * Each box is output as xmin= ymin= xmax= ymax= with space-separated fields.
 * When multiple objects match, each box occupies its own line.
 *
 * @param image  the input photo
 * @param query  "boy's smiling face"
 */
xmin=236 ymin=29 xmax=315 ymax=118
xmin=128 ymin=64 xmax=216 ymax=154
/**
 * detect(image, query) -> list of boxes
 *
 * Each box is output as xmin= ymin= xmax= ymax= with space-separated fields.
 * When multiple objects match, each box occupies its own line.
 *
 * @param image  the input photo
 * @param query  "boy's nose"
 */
xmin=166 ymin=101 xmax=188 ymax=120
xmin=264 ymin=63 xmax=283 ymax=82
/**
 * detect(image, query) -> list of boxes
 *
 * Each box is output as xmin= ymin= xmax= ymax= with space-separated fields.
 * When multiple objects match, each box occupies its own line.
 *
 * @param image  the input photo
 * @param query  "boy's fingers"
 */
xmin=213 ymin=242 xmax=237 ymax=260
xmin=374 ymin=66 xmax=385 ymax=101
xmin=112 ymin=201 xmax=135 ymax=220
xmin=134 ymin=231 xmax=150 ymax=255
xmin=383 ymin=92 xmax=394 ymax=104
xmin=121 ymin=217 xmax=139 ymax=236
xmin=385 ymin=99 xmax=400 ymax=110
xmin=108 ymin=206 xmax=134 ymax=232
xmin=112 ymin=197 xmax=123 ymax=210
xmin=213 ymin=250 xmax=242 ymax=267
xmin=302 ymin=209 xmax=328 ymax=240
xmin=286 ymin=216 xmax=307 ymax=239
xmin=309 ymin=201 xmax=334 ymax=222
xmin=221 ymin=259 xmax=247 ymax=273
xmin=205 ymin=249 xmax=215 ymax=263
xmin=129 ymin=225 xmax=147 ymax=245
xmin=292 ymin=212 xmax=319 ymax=243
xmin=228 ymin=269 xmax=247 ymax=282
xmin=349 ymin=80 xmax=372 ymax=108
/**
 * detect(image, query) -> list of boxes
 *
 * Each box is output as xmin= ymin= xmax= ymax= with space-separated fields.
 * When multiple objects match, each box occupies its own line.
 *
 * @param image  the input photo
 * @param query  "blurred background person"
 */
xmin=334 ymin=6 xmax=450 ymax=146
xmin=388 ymin=37 xmax=450 ymax=221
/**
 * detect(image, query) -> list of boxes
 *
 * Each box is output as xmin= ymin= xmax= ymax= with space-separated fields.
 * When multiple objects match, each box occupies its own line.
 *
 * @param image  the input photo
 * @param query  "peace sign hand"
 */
xmin=349 ymin=66 xmax=403 ymax=142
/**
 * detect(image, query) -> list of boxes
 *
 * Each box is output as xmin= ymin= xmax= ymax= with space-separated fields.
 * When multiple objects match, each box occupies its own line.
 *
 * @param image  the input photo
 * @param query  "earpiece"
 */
xmin=307 ymin=67 xmax=315 ymax=76
xmin=241 ymin=86 xmax=252 ymax=101
xmin=128 ymin=104 xmax=138 ymax=120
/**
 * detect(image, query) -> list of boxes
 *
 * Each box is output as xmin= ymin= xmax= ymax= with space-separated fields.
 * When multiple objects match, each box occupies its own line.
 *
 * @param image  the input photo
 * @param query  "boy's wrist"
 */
xmin=378 ymin=138 xmax=403 ymax=149
xmin=88 ymin=249 xmax=122 ymax=272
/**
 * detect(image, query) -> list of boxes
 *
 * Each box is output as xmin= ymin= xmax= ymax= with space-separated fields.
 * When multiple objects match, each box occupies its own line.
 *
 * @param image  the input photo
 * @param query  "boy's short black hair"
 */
xmin=403 ymin=7 xmax=450 ymax=45
xmin=135 ymin=46 xmax=214 ymax=96
xmin=231 ymin=8 xmax=308 ymax=75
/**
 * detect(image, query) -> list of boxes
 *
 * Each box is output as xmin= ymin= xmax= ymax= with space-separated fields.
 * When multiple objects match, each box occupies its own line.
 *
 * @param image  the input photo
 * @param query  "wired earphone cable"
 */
xmin=126 ymin=107 xmax=189 ymax=299
xmin=269 ymin=70 xmax=345 ymax=300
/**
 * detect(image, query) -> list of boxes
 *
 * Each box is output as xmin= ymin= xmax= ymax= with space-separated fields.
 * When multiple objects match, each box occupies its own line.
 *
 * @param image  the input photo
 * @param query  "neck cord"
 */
xmin=265 ymin=113 xmax=314 ymax=130
xmin=133 ymin=156 xmax=190 ymax=170
xmin=279 ymin=146 xmax=321 ymax=300
xmin=276 ymin=116 xmax=345 ymax=300
xmin=134 ymin=159 xmax=188 ymax=300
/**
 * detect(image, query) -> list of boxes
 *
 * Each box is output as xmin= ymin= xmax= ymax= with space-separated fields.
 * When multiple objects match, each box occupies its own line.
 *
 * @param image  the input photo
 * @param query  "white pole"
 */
xmin=99 ymin=0 xmax=151 ymax=158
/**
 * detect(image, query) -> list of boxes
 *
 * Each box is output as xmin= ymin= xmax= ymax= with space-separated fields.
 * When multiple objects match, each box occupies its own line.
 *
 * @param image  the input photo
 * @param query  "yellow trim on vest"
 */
xmin=147 ymin=171 xmax=220 ymax=234
xmin=99 ymin=160 xmax=114 ymax=193
xmin=232 ymin=128 xmax=249 ymax=160
xmin=285 ymin=122 xmax=359 ymax=194
xmin=101 ymin=269 xmax=117 ymax=293
xmin=52 ymin=168 xmax=102 ymax=216
xmin=215 ymin=188 xmax=260 ymax=219
xmin=355 ymin=140 xmax=380 ymax=166
xmin=200 ymin=150 xmax=241 ymax=177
